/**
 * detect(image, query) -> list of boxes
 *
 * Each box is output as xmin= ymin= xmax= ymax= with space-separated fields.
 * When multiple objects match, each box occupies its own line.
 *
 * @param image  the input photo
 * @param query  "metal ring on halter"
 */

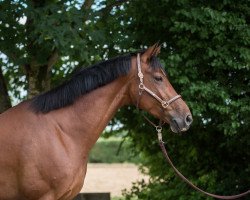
xmin=161 ymin=101 xmax=169 ymax=108
xmin=139 ymin=83 xmax=144 ymax=90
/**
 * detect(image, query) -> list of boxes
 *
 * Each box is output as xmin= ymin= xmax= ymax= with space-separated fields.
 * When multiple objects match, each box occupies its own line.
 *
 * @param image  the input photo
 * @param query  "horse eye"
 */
xmin=154 ymin=76 xmax=163 ymax=82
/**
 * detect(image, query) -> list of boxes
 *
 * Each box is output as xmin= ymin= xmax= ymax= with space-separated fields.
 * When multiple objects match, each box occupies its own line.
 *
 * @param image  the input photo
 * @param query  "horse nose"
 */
xmin=185 ymin=114 xmax=193 ymax=126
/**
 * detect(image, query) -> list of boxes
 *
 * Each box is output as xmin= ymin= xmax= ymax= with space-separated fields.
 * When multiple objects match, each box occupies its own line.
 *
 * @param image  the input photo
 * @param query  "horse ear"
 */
xmin=151 ymin=42 xmax=161 ymax=56
xmin=141 ymin=43 xmax=159 ymax=63
xmin=154 ymin=45 xmax=161 ymax=56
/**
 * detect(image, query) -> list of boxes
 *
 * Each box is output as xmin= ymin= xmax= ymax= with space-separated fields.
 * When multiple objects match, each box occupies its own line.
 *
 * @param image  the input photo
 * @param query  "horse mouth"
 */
xmin=163 ymin=115 xmax=181 ymax=133
xmin=170 ymin=120 xmax=190 ymax=133
xmin=170 ymin=120 xmax=181 ymax=133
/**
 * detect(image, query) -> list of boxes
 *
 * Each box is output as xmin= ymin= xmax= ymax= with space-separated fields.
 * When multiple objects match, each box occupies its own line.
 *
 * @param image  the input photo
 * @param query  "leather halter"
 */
xmin=136 ymin=53 xmax=250 ymax=199
xmin=137 ymin=53 xmax=181 ymax=109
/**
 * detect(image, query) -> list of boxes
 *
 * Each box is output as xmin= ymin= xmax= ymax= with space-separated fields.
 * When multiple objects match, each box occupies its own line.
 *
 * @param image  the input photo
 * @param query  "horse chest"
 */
xmin=19 ymin=151 xmax=87 ymax=200
xmin=51 ymin=162 xmax=87 ymax=199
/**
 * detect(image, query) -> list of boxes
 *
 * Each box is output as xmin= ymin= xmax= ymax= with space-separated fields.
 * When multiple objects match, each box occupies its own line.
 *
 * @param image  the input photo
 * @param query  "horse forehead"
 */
xmin=160 ymin=68 xmax=167 ymax=76
xmin=145 ymin=65 xmax=164 ymax=74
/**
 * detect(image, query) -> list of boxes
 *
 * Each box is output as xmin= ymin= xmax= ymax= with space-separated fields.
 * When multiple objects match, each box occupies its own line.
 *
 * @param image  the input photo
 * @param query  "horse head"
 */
xmin=129 ymin=44 xmax=192 ymax=133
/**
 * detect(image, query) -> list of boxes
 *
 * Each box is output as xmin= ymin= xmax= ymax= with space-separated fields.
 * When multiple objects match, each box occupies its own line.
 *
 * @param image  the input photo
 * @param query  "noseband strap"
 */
xmin=137 ymin=54 xmax=181 ymax=108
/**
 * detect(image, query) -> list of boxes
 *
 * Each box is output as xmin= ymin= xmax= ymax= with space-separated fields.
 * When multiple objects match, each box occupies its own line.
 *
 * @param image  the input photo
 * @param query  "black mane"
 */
xmin=31 ymin=52 xmax=163 ymax=113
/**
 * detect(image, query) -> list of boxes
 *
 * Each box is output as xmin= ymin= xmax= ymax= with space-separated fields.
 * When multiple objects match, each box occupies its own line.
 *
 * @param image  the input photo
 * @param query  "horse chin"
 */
xmin=169 ymin=120 xmax=184 ymax=133
xmin=170 ymin=123 xmax=189 ymax=134
xmin=170 ymin=125 xmax=180 ymax=133
xmin=162 ymin=117 xmax=180 ymax=133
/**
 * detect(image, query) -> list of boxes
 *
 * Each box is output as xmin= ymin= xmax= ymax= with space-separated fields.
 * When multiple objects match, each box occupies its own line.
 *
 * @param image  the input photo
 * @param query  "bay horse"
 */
xmin=0 ymin=44 xmax=192 ymax=200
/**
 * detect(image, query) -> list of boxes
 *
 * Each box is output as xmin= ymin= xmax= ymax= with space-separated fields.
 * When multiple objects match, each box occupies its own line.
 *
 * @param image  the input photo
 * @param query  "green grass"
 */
xmin=89 ymin=137 xmax=141 ymax=163
xmin=112 ymin=197 xmax=137 ymax=200
xmin=112 ymin=197 xmax=125 ymax=200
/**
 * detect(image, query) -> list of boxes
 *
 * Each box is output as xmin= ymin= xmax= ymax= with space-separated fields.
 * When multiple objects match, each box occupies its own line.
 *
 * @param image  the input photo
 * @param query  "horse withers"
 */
xmin=0 ymin=44 xmax=192 ymax=200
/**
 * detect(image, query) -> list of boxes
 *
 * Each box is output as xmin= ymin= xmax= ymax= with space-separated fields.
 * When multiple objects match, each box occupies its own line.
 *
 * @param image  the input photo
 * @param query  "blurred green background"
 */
xmin=89 ymin=137 xmax=141 ymax=164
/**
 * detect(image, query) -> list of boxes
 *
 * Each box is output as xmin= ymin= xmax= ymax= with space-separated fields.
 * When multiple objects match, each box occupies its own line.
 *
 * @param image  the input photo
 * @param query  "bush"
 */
xmin=105 ymin=0 xmax=250 ymax=199
xmin=89 ymin=137 xmax=141 ymax=164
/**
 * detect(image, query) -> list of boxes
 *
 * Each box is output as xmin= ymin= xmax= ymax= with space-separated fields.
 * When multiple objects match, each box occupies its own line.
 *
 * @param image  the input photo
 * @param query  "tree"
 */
xmin=0 ymin=65 xmax=11 ymax=112
xmin=0 ymin=0 xmax=128 ymax=112
xmin=102 ymin=0 xmax=250 ymax=199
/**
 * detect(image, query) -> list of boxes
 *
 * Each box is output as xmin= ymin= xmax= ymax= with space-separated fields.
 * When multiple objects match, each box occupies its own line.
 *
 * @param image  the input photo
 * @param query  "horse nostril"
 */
xmin=185 ymin=114 xmax=193 ymax=126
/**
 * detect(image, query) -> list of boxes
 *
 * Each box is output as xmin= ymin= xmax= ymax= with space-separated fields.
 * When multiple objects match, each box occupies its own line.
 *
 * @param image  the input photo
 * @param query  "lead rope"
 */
xmin=156 ymin=124 xmax=250 ymax=199
xmin=135 ymin=53 xmax=249 ymax=199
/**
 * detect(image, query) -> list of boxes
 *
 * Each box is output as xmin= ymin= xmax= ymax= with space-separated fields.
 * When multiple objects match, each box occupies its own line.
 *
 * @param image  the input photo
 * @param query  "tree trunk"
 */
xmin=25 ymin=50 xmax=58 ymax=99
xmin=24 ymin=1 xmax=59 ymax=99
xmin=26 ymin=64 xmax=50 ymax=98
xmin=0 ymin=66 xmax=11 ymax=113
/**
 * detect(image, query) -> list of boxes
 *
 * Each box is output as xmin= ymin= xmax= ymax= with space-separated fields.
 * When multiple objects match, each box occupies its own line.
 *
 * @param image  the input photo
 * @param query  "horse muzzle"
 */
xmin=170 ymin=114 xmax=193 ymax=133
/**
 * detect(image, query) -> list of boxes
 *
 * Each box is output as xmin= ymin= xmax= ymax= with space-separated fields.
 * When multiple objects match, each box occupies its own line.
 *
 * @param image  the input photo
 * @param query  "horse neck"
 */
xmin=50 ymin=75 xmax=132 ymax=152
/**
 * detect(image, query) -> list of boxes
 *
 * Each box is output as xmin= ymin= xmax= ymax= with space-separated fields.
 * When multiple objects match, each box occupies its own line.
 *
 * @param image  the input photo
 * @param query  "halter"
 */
xmin=137 ymin=53 xmax=182 ymax=109
xmin=136 ymin=53 xmax=250 ymax=199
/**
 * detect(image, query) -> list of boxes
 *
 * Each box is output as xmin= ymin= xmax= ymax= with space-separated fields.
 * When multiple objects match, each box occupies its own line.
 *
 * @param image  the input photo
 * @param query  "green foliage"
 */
xmin=1 ymin=0 xmax=249 ymax=199
xmin=0 ymin=0 xmax=109 ymax=100
xmin=89 ymin=137 xmax=141 ymax=164
xmin=102 ymin=0 xmax=250 ymax=199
